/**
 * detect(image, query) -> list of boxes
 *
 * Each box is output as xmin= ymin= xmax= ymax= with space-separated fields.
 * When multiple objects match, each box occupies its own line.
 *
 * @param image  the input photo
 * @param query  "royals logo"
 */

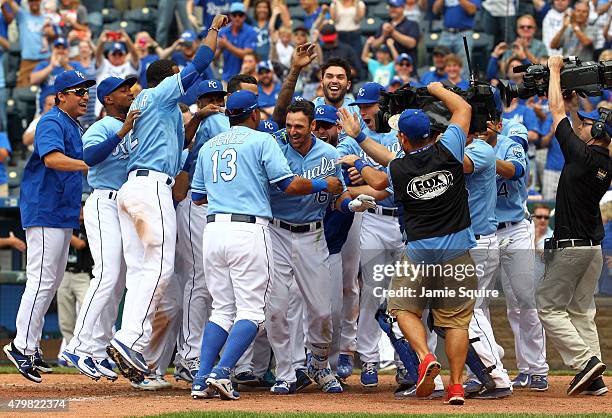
xmin=407 ymin=170 xmax=453 ymax=200
xmin=302 ymin=157 xmax=337 ymax=179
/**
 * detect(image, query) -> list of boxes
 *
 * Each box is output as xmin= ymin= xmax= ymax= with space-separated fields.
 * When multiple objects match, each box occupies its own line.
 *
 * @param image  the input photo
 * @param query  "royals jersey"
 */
xmin=465 ymin=139 xmax=497 ymax=235
xmin=191 ymin=126 xmax=294 ymax=218
xmin=189 ymin=113 xmax=230 ymax=183
xmin=82 ymin=116 xmax=131 ymax=191
xmin=494 ymin=134 xmax=528 ymax=223
xmin=270 ymin=137 xmax=345 ymax=224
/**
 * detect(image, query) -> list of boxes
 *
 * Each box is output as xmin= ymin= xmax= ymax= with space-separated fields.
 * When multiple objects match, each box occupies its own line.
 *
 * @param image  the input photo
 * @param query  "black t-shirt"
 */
xmin=321 ymin=41 xmax=361 ymax=79
xmin=554 ymin=118 xmax=612 ymax=241
xmin=66 ymin=225 xmax=94 ymax=276
xmin=375 ymin=17 xmax=420 ymax=66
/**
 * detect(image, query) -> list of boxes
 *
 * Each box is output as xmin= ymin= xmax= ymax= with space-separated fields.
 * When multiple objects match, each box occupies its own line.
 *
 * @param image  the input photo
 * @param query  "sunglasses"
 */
xmin=231 ymin=12 xmax=245 ymax=17
xmin=534 ymin=215 xmax=550 ymax=220
xmin=398 ymin=62 xmax=411 ymax=67
xmin=63 ymin=88 xmax=89 ymax=97
xmin=519 ymin=25 xmax=535 ymax=29
xmin=315 ymin=121 xmax=335 ymax=129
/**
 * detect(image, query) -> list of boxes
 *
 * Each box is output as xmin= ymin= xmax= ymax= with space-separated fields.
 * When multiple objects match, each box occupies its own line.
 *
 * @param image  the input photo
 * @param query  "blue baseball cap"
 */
xmin=226 ymin=90 xmax=259 ymax=117
xmin=578 ymin=109 xmax=612 ymax=136
xmin=197 ymin=79 xmax=227 ymax=99
xmin=388 ymin=0 xmax=404 ymax=7
xmin=53 ymin=37 xmax=67 ymax=48
xmin=110 ymin=42 xmax=127 ymax=54
xmin=54 ymin=69 xmax=96 ymax=93
xmin=258 ymin=119 xmax=279 ymax=133
xmin=395 ymin=108 xmax=431 ymax=140
xmin=396 ymin=53 xmax=413 ymax=64
xmin=180 ymin=30 xmax=197 ymax=43
xmin=230 ymin=2 xmax=245 ymax=13
xmin=257 ymin=60 xmax=273 ymax=73
xmin=97 ymin=75 xmax=137 ymax=106
xmin=314 ymin=104 xmax=338 ymax=124
xmin=292 ymin=95 xmax=305 ymax=103
xmin=350 ymin=82 xmax=384 ymax=106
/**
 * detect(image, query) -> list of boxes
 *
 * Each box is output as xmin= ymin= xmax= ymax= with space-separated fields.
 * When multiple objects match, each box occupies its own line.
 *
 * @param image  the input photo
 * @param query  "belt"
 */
xmin=497 ymin=220 xmax=521 ymax=230
xmin=273 ymin=219 xmax=322 ymax=233
xmin=131 ymin=169 xmax=174 ymax=186
xmin=367 ymin=207 xmax=398 ymax=217
xmin=91 ymin=189 xmax=117 ymax=200
xmin=446 ymin=28 xmax=471 ymax=33
xmin=207 ymin=214 xmax=258 ymax=223
xmin=554 ymin=239 xmax=600 ymax=249
xmin=474 ymin=232 xmax=496 ymax=241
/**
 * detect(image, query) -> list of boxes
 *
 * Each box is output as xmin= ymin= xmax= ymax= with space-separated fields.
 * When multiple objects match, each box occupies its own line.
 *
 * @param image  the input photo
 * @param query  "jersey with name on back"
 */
xmin=191 ymin=126 xmax=294 ymax=218
xmin=82 ymin=116 xmax=132 ymax=191
xmin=465 ymin=138 xmax=497 ymax=235
xmin=494 ymin=134 xmax=528 ymax=223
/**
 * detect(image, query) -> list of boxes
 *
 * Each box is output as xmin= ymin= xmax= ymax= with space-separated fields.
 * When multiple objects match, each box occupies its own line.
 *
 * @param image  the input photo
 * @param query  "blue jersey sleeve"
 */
xmin=439 ymin=124 xmax=466 ymax=162
xmin=336 ymin=137 xmax=361 ymax=157
xmin=260 ymin=134 xmax=294 ymax=183
xmin=191 ymin=151 xmax=207 ymax=194
xmin=82 ymin=123 xmax=122 ymax=166
xmin=156 ymin=72 xmax=186 ymax=107
xmin=204 ymin=114 xmax=230 ymax=139
xmin=465 ymin=142 xmax=492 ymax=174
xmin=35 ymin=118 xmax=65 ymax=158
xmin=385 ymin=160 xmax=394 ymax=194
xmin=504 ymin=142 xmax=527 ymax=178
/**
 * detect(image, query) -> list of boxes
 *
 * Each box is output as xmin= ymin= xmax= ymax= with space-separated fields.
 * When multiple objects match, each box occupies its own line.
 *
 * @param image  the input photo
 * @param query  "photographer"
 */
xmin=536 ymin=55 xmax=612 ymax=397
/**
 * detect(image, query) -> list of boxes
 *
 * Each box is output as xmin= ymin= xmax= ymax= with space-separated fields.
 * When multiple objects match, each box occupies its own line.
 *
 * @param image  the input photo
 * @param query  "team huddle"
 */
xmin=4 ymin=13 xmax=604 ymax=406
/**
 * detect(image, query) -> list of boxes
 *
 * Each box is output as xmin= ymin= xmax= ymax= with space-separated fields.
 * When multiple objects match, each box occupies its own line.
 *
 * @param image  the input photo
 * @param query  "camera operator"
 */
xmin=536 ymin=55 xmax=612 ymax=397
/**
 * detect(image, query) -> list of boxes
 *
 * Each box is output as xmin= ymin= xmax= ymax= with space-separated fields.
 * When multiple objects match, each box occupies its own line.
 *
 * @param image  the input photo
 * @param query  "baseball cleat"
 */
xmin=444 ymin=384 xmax=465 ymax=405
xmin=206 ymin=367 xmax=240 ymax=400
xmin=33 ymin=348 xmax=53 ymax=373
xmin=395 ymin=366 xmax=414 ymax=386
xmin=3 ymin=342 xmax=42 ymax=383
xmin=232 ymin=371 xmax=259 ymax=386
xmin=57 ymin=357 xmax=71 ymax=368
xmin=567 ymin=356 xmax=606 ymax=396
xmin=360 ymin=362 xmax=378 ymax=387
xmin=463 ymin=379 xmax=483 ymax=396
xmin=529 ymin=375 xmax=549 ymax=391
xmin=394 ymin=384 xmax=445 ymax=400
xmin=174 ymin=363 xmax=193 ymax=383
xmin=95 ymin=358 xmax=118 ymax=381
xmin=415 ymin=353 xmax=440 ymax=398
xmin=130 ymin=375 xmax=170 ymax=391
xmin=109 ymin=338 xmax=149 ymax=374
xmin=511 ymin=373 xmax=530 ymax=389
xmin=192 ymin=376 xmax=218 ymax=399
xmin=60 ymin=350 xmax=101 ymax=380
xmin=473 ymin=387 xmax=513 ymax=399
xmin=106 ymin=344 xmax=145 ymax=382
xmin=270 ymin=380 xmax=296 ymax=395
xmin=307 ymin=365 xmax=343 ymax=393
xmin=295 ymin=369 xmax=312 ymax=392
xmin=582 ymin=376 xmax=608 ymax=396
xmin=336 ymin=354 xmax=354 ymax=379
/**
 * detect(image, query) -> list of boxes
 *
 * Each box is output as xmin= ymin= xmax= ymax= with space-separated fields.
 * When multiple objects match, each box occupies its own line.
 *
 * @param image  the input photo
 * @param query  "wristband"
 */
xmin=209 ymin=27 xmax=220 ymax=32
xmin=355 ymin=131 xmax=367 ymax=143
xmin=311 ymin=178 xmax=327 ymax=193
xmin=354 ymin=158 xmax=367 ymax=174
xmin=340 ymin=198 xmax=351 ymax=213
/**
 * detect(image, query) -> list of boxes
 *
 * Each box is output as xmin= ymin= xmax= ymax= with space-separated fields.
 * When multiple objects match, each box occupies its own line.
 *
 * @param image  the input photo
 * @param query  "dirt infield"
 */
xmin=0 ymin=374 xmax=610 ymax=417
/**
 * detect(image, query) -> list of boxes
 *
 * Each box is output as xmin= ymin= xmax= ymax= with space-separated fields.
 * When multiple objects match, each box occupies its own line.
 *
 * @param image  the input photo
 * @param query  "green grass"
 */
xmin=142 ymin=413 xmax=611 ymax=418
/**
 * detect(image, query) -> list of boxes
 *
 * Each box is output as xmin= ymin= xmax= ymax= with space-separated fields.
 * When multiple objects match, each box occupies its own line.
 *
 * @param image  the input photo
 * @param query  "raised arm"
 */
xmin=95 ymin=31 xmax=109 ymax=67
xmin=547 ymin=55 xmax=566 ymax=135
xmin=459 ymin=0 xmax=477 ymax=15
xmin=337 ymin=108 xmax=396 ymax=166
xmin=120 ymin=30 xmax=141 ymax=69
xmin=427 ymin=81 xmax=471 ymax=136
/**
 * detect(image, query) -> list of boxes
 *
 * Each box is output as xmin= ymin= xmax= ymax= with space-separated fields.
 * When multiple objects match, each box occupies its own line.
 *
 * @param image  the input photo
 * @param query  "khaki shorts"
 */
xmin=388 ymin=252 xmax=477 ymax=329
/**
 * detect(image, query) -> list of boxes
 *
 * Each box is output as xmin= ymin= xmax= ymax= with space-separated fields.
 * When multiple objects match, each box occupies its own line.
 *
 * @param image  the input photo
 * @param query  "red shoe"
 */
xmin=444 ymin=384 xmax=465 ymax=405
xmin=416 ymin=353 xmax=441 ymax=397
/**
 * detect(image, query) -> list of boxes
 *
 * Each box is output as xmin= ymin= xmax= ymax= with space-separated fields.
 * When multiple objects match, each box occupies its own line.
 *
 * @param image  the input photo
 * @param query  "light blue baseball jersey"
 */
xmin=270 ymin=137 xmax=345 ymax=223
xmin=82 ymin=116 xmax=131 ymax=191
xmin=465 ymin=139 xmax=497 ymax=235
xmin=189 ymin=113 xmax=230 ymax=182
xmin=191 ymin=126 xmax=294 ymax=218
xmin=127 ymin=73 xmax=186 ymax=177
xmin=494 ymin=134 xmax=528 ymax=223
xmin=312 ymin=96 xmax=367 ymax=142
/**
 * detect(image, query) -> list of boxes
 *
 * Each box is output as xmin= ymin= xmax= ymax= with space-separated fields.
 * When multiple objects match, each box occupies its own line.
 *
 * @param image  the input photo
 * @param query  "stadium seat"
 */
xmin=285 ymin=0 xmax=300 ymax=7
xmin=363 ymin=0 xmax=380 ymax=6
xmin=101 ymin=8 xmax=122 ymax=24
xmin=291 ymin=19 xmax=305 ymax=30
xmin=124 ymin=7 xmax=157 ymax=23
xmin=360 ymin=17 xmax=382 ymax=37
xmin=288 ymin=6 xmax=306 ymax=21
xmin=371 ymin=3 xmax=389 ymax=20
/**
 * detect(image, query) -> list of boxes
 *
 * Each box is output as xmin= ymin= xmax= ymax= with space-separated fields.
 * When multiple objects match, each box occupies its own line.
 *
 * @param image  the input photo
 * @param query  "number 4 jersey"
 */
xmin=493 ymin=134 xmax=529 ymax=223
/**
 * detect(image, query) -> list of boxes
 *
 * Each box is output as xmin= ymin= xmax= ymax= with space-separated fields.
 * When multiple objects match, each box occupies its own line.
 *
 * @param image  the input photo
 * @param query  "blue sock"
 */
xmin=196 ymin=321 xmax=228 ymax=378
xmin=216 ymin=320 xmax=258 ymax=370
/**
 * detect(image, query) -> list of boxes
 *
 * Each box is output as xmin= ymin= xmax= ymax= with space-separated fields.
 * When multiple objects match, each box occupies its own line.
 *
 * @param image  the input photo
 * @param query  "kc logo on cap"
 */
xmin=358 ymin=88 xmax=365 ymax=97
xmin=75 ymin=71 xmax=85 ymax=79
xmin=316 ymin=107 xmax=325 ymax=115
xmin=208 ymin=80 xmax=218 ymax=88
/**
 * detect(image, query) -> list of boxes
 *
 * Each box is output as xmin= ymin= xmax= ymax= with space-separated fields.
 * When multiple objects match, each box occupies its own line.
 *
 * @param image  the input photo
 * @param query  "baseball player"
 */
xmin=60 ymin=76 xmax=139 ymax=381
xmin=173 ymin=79 xmax=230 ymax=383
xmin=107 ymin=15 xmax=228 ymax=380
xmin=265 ymin=100 xmax=375 ymax=395
xmin=488 ymin=118 xmax=549 ymax=390
xmin=4 ymin=70 xmax=94 ymax=383
xmin=190 ymin=90 xmax=343 ymax=400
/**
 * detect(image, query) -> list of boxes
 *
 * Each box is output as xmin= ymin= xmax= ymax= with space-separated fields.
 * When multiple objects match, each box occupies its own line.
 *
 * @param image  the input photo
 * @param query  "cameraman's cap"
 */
xmin=320 ymin=24 xmax=338 ymax=43
xmin=258 ymin=119 xmax=279 ymax=133
xmin=111 ymin=42 xmax=127 ymax=54
xmin=314 ymin=104 xmax=338 ymax=124
xmin=433 ymin=45 xmax=451 ymax=56
xmin=180 ymin=30 xmax=197 ymax=43
xmin=53 ymin=37 xmax=67 ymax=48
xmin=388 ymin=0 xmax=404 ymax=7
xmin=54 ymin=70 xmax=96 ymax=93
xmin=396 ymin=53 xmax=413 ymax=64
xmin=226 ymin=90 xmax=258 ymax=117
xmin=197 ymin=79 xmax=227 ymax=99
xmin=578 ymin=109 xmax=612 ymax=136
xmin=395 ymin=108 xmax=431 ymax=140
xmin=349 ymin=82 xmax=384 ymax=105
xmin=97 ymin=75 xmax=137 ymax=106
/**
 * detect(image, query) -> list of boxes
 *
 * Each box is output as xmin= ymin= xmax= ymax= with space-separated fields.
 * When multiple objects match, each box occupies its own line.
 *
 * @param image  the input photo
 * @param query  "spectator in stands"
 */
xmin=240 ymin=51 xmax=258 ymax=78
xmin=0 ymin=130 xmax=11 ymax=197
xmin=387 ymin=75 xmax=402 ymax=92
xmin=187 ymin=0 xmax=231 ymax=31
xmin=134 ymin=32 xmax=160 ymax=88
xmin=371 ymin=0 xmax=420 ymax=67
xmin=217 ymin=2 xmax=258 ymax=81
xmin=330 ymin=0 xmax=366 ymax=56
xmin=361 ymin=37 xmax=396 ymax=87
xmin=404 ymin=0 xmax=425 ymax=23
xmin=0 ymin=231 xmax=26 ymax=251
xmin=301 ymin=0 xmax=326 ymax=30
xmin=257 ymin=60 xmax=280 ymax=116
xmin=270 ymin=26 xmax=294 ymax=68
xmin=420 ymin=44 xmax=449 ymax=84
xmin=432 ymin=0 xmax=480 ymax=78
xmin=318 ymin=23 xmax=360 ymax=80
xmin=502 ymin=15 xmax=548 ymax=64
xmin=30 ymin=37 xmax=85 ymax=112
xmin=73 ymin=39 xmax=97 ymax=128
xmin=58 ymin=0 xmax=89 ymax=40
xmin=253 ymin=0 xmax=290 ymax=62
xmin=444 ymin=53 xmax=468 ymax=89
xmin=394 ymin=52 xmax=420 ymax=86
xmin=550 ymin=0 xmax=595 ymax=62
xmin=23 ymin=93 xmax=56 ymax=148
xmin=533 ymin=203 xmax=553 ymax=282
xmin=482 ymin=0 xmax=516 ymax=46
xmin=0 ymin=6 xmax=9 ymax=133
xmin=7 ymin=0 xmax=52 ymax=88
xmin=542 ymin=0 xmax=571 ymax=55
xmin=156 ymin=0 xmax=193 ymax=47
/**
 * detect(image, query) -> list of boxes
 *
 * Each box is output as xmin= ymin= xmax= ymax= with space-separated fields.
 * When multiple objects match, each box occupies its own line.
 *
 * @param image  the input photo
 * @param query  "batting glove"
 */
xmin=348 ymin=194 xmax=377 ymax=212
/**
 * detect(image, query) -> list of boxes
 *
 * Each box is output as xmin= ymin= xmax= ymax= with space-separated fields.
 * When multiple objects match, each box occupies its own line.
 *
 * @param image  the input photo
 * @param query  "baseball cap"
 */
xmin=53 ymin=37 xmax=67 ymax=48
xmin=54 ymin=69 xmax=96 ymax=93
xmin=389 ymin=76 xmax=403 ymax=86
xmin=197 ymin=79 xmax=227 ymax=99
xmin=314 ymin=104 xmax=339 ymax=124
xmin=258 ymin=119 xmax=279 ymax=133
xmin=230 ymin=2 xmax=246 ymax=14
xmin=320 ymin=23 xmax=337 ymax=43
xmin=110 ymin=42 xmax=127 ymax=54
xmin=97 ymin=75 xmax=137 ymax=106
xmin=388 ymin=0 xmax=405 ymax=8
xmin=180 ymin=30 xmax=197 ymax=43
xmin=349 ymin=82 xmax=384 ymax=106
xmin=433 ymin=45 xmax=451 ymax=56
xmin=394 ymin=108 xmax=431 ymax=140
xmin=578 ymin=109 xmax=612 ymax=136
xmin=396 ymin=53 xmax=413 ymax=64
xmin=257 ymin=60 xmax=273 ymax=73
xmin=292 ymin=95 xmax=306 ymax=103
xmin=226 ymin=90 xmax=259 ymax=117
